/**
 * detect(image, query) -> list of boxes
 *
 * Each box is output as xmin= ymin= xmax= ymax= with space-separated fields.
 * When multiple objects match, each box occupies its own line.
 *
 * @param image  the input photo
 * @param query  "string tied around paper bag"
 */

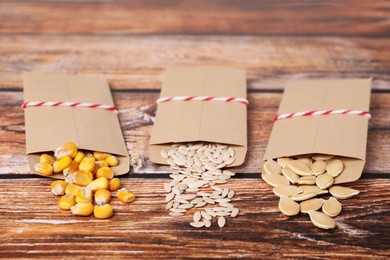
xmin=274 ymin=109 xmax=371 ymax=121
xmin=157 ymin=96 xmax=249 ymax=106
xmin=22 ymin=101 xmax=119 ymax=113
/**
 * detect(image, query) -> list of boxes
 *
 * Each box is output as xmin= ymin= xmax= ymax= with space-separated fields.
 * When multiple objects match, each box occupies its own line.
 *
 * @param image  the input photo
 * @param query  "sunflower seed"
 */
xmin=203 ymin=196 xmax=215 ymax=204
xmin=179 ymin=203 xmax=193 ymax=209
xmin=193 ymin=211 xmax=201 ymax=222
xmin=170 ymin=208 xmax=186 ymax=213
xmin=204 ymin=218 xmax=212 ymax=227
xmin=218 ymin=217 xmax=226 ymax=227
xmin=231 ymin=208 xmax=239 ymax=217
xmin=190 ymin=222 xmax=205 ymax=228
xmin=166 ymin=192 xmax=175 ymax=202
xmin=169 ymin=212 xmax=183 ymax=217
xmin=205 ymin=208 xmax=216 ymax=217
xmin=227 ymin=190 xmax=235 ymax=198
xmin=201 ymin=211 xmax=212 ymax=220
xmin=215 ymin=211 xmax=231 ymax=217
xmin=222 ymin=188 xmax=229 ymax=197
xmin=161 ymin=150 xmax=168 ymax=159
xmin=195 ymin=202 xmax=207 ymax=208
xmin=164 ymin=183 xmax=172 ymax=192
xmin=165 ymin=201 xmax=174 ymax=210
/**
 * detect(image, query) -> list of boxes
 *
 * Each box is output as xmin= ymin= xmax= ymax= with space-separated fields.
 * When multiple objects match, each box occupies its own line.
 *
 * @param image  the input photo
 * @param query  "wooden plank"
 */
xmin=0 ymin=91 xmax=389 ymax=175
xmin=0 ymin=0 xmax=389 ymax=36
xmin=0 ymin=35 xmax=388 ymax=90
xmin=0 ymin=178 xmax=389 ymax=258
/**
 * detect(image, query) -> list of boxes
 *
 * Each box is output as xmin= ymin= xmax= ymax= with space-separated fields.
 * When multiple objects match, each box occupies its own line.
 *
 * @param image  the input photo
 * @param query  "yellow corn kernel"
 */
xmin=34 ymin=163 xmax=53 ymax=176
xmin=63 ymin=160 xmax=80 ymax=176
xmin=73 ymin=170 xmax=93 ymax=186
xmin=105 ymin=155 xmax=119 ymax=167
xmin=58 ymin=194 xmax=76 ymax=210
xmin=74 ymin=151 xmax=85 ymax=163
xmin=109 ymin=178 xmax=121 ymax=191
xmin=117 ymin=188 xmax=135 ymax=203
xmin=95 ymin=160 xmax=109 ymax=168
xmin=88 ymin=177 xmax=109 ymax=191
xmin=65 ymin=183 xmax=82 ymax=196
xmin=53 ymin=156 xmax=72 ymax=173
xmin=50 ymin=180 xmax=67 ymax=196
xmin=95 ymin=189 xmax=111 ymax=205
xmin=96 ymin=167 xmax=114 ymax=180
xmin=40 ymin=154 xmax=55 ymax=165
xmin=70 ymin=202 xmax=94 ymax=216
xmin=76 ymin=187 xmax=93 ymax=203
xmin=94 ymin=204 xmax=113 ymax=219
xmin=93 ymin=151 xmax=111 ymax=161
xmin=54 ymin=142 xmax=78 ymax=159
xmin=79 ymin=153 xmax=95 ymax=172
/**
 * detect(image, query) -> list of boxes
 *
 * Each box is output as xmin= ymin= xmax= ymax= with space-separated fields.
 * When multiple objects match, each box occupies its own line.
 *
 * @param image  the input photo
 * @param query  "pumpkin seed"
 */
xmin=288 ymin=160 xmax=313 ymax=176
xmin=322 ymin=197 xmax=342 ymax=217
xmin=281 ymin=167 xmax=299 ymax=184
xmin=315 ymin=173 xmax=334 ymax=190
xmin=299 ymin=185 xmax=328 ymax=195
xmin=263 ymin=159 xmax=282 ymax=175
xmin=262 ymin=173 xmax=290 ymax=187
xmin=308 ymin=211 xmax=336 ymax=229
xmin=300 ymin=198 xmax=325 ymax=213
xmin=278 ymin=195 xmax=300 ymax=216
xmin=277 ymin=157 xmax=293 ymax=168
xmin=312 ymin=154 xmax=334 ymax=161
xmin=311 ymin=160 xmax=327 ymax=175
xmin=329 ymin=185 xmax=360 ymax=199
xmin=297 ymin=176 xmax=316 ymax=185
xmin=290 ymin=192 xmax=317 ymax=201
xmin=326 ymin=159 xmax=344 ymax=177
xmin=273 ymin=185 xmax=303 ymax=197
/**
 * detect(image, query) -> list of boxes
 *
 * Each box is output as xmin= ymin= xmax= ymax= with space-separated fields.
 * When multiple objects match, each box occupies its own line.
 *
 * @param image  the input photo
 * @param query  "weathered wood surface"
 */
xmin=0 ymin=36 xmax=389 ymax=90
xmin=0 ymin=91 xmax=389 ymax=175
xmin=0 ymin=178 xmax=389 ymax=259
xmin=0 ymin=0 xmax=389 ymax=36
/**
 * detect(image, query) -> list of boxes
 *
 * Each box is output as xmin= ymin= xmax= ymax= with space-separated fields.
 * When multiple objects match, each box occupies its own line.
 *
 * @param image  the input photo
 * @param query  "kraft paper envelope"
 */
xmin=149 ymin=67 xmax=248 ymax=167
xmin=23 ymin=72 xmax=129 ymax=179
xmin=263 ymin=79 xmax=371 ymax=184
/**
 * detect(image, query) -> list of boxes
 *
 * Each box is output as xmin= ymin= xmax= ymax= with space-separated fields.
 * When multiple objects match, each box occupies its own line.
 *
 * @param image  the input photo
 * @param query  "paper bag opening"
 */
xmin=23 ymin=72 xmax=130 ymax=178
xmin=149 ymin=67 xmax=248 ymax=167
xmin=263 ymin=79 xmax=372 ymax=184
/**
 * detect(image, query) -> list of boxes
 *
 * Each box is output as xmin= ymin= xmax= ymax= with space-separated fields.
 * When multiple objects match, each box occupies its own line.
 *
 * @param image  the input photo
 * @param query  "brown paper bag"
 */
xmin=149 ymin=67 xmax=248 ymax=167
xmin=23 ymin=72 xmax=130 ymax=179
xmin=263 ymin=79 xmax=372 ymax=184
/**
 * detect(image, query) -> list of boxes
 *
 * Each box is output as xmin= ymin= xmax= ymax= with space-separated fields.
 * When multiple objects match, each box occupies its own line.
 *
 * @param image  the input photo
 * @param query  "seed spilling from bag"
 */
xmin=161 ymin=143 xmax=239 ymax=228
xmin=33 ymin=141 xmax=135 ymax=219
xmin=262 ymin=155 xmax=359 ymax=230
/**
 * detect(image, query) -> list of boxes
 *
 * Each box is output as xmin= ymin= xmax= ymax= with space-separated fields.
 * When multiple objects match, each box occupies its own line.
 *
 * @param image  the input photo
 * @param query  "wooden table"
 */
xmin=0 ymin=1 xmax=389 ymax=258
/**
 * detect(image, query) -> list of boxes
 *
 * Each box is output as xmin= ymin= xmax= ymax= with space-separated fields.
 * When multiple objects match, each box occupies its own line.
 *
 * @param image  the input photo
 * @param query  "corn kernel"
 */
xmin=108 ymin=178 xmax=121 ymax=191
xmin=88 ymin=177 xmax=109 ymax=191
xmin=74 ymin=151 xmax=85 ymax=163
xmin=34 ymin=163 xmax=53 ymax=176
xmin=93 ymin=151 xmax=110 ymax=161
xmin=40 ymin=154 xmax=55 ymax=165
xmin=94 ymin=204 xmax=113 ymax=219
xmin=53 ymin=156 xmax=72 ymax=173
xmin=96 ymin=167 xmax=114 ymax=180
xmin=50 ymin=180 xmax=67 ymax=196
xmin=117 ymin=188 xmax=135 ymax=203
xmin=106 ymin=155 xmax=119 ymax=167
xmin=95 ymin=189 xmax=111 ymax=205
xmin=65 ymin=183 xmax=82 ymax=196
xmin=70 ymin=202 xmax=94 ymax=216
xmin=95 ymin=160 xmax=109 ymax=168
xmin=63 ymin=160 xmax=79 ymax=176
xmin=76 ymin=187 xmax=93 ymax=203
xmin=79 ymin=153 xmax=95 ymax=172
xmin=73 ymin=170 xmax=93 ymax=186
xmin=55 ymin=142 xmax=78 ymax=159
xmin=58 ymin=194 xmax=76 ymax=210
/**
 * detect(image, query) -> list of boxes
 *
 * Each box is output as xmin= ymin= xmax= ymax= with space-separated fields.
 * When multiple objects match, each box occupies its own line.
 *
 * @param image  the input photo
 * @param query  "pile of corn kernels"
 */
xmin=34 ymin=142 xmax=135 ymax=219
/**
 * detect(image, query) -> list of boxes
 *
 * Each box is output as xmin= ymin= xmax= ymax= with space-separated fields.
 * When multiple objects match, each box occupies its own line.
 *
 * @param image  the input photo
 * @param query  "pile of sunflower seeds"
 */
xmin=161 ymin=143 xmax=239 ymax=228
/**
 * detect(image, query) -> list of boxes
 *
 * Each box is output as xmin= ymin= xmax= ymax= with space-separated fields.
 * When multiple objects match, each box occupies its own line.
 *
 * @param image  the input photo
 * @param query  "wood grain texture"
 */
xmin=0 ymin=91 xmax=389 ymax=175
xmin=0 ymin=178 xmax=389 ymax=259
xmin=0 ymin=35 xmax=389 ymax=90
xmin=0 ymin=0 xmax=389 ymax=36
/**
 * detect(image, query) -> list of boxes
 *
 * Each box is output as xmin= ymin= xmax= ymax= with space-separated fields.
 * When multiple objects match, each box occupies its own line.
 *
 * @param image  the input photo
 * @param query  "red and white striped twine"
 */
xmin=157 ymin=96 xmax=249 ymax=106
xmin=274 ymin=109 xmax=371 ymax=121
xmin=22 ymin=101 xmax=118 ymax=112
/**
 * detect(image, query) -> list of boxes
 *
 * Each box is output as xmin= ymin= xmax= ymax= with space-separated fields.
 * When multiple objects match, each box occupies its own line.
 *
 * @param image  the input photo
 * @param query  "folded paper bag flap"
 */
xmin=264 ymin=79 xmax=371 ymax=184
xmin=23 ymin=72 xmax=129 ymax=176
xmin=149 ymin=67 xmax=247 ymax=167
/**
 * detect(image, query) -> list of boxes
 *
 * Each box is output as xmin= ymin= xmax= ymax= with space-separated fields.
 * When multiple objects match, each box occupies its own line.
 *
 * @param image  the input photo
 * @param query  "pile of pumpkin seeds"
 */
xmin=161 ymin=143 xmax=239 ymax=228
xmin=262 ymin=154 xmax=360 ymax=229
